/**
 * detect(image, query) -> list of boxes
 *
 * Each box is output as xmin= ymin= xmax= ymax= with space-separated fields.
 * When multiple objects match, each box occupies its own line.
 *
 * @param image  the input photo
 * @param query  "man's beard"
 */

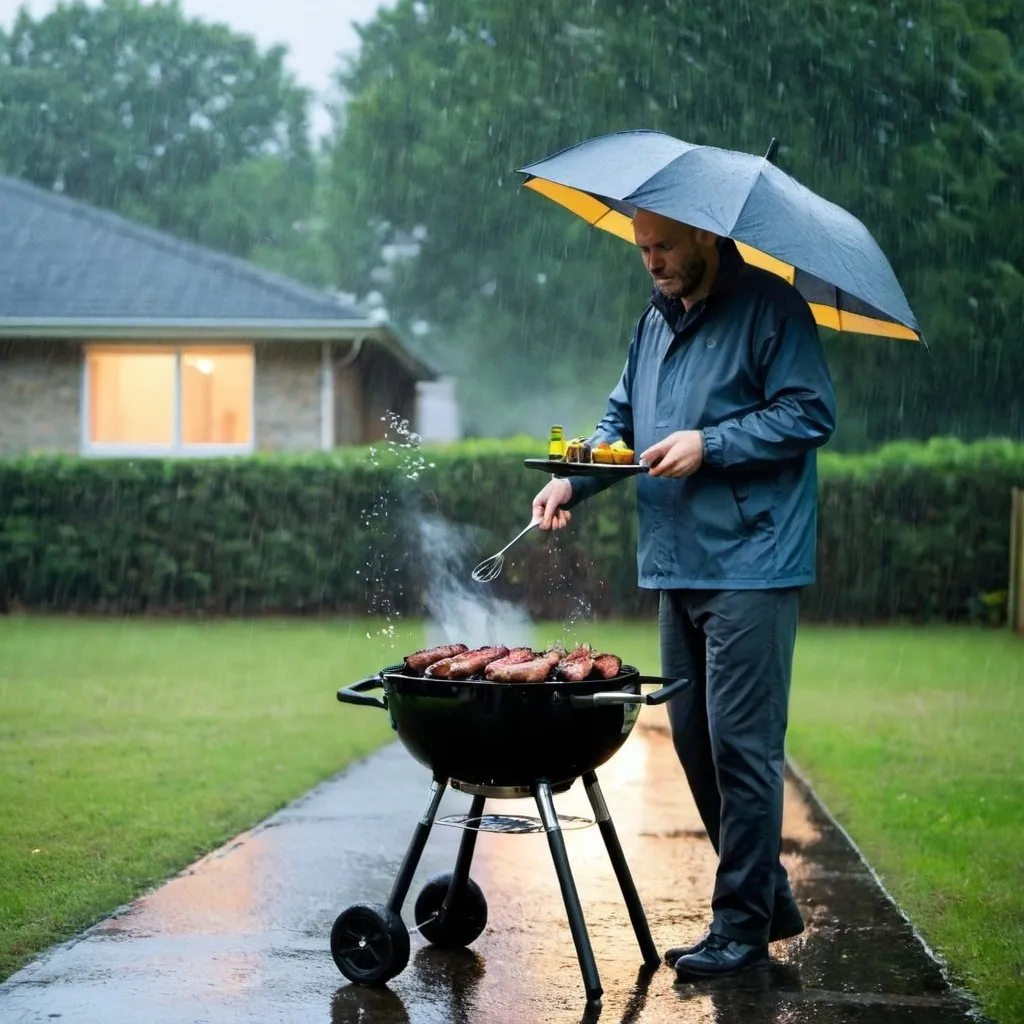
xmin=658 ymin=252 xmax=707 ymax=299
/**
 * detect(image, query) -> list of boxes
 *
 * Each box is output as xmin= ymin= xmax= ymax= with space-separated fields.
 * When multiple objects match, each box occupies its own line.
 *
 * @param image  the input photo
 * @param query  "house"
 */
xmin=0 ymin=173 xmax=459 ymax=458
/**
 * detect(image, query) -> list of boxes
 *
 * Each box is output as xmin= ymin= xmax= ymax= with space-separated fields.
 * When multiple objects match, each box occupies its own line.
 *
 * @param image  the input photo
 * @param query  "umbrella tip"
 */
xmin=764 ymin=138 xmax=779 ymax=163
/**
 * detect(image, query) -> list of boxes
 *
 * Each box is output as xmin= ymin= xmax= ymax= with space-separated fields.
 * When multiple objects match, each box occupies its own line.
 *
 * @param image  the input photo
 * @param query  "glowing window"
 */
xmin=85 ymin=345 xmax=254 ymax=453
xmin=87 ymin=347 xmax=175 ymax=444
xmin=181 ymin=348 xmax=253 ymax=445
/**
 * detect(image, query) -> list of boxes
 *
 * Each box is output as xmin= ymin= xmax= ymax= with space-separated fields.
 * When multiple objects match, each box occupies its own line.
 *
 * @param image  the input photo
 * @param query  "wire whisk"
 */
xmin=471 ymin=515 xmax=542 ymax=583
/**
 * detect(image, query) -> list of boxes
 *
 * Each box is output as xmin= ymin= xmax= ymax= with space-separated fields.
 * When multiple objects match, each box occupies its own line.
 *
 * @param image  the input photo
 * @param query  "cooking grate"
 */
xmin=437 ymin=813 xmax=595 ymax=833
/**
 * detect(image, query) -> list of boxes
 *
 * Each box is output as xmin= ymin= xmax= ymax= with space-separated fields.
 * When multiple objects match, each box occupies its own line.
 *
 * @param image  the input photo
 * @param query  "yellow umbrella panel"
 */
xmin=523 ymin=176 xmax=920 ymax=343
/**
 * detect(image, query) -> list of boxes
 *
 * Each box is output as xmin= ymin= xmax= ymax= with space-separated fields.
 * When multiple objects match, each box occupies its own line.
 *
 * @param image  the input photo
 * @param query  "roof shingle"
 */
xmin=0 ymin=173 xmax=367 ymax=322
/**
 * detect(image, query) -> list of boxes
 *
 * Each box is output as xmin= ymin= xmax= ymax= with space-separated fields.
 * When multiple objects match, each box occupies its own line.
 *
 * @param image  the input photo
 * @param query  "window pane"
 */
xmin=87 ymin=348 xmax=174 ymax=444
xmin=181 ymin=347 xmax=253 ymax=445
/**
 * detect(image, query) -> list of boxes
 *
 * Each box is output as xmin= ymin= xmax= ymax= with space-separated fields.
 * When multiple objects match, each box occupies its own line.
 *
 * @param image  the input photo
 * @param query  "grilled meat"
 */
xmin=424 ymin=654 xmax=460 ymax=678
xmin=482 ymin=647 xmax=535 ymax=678
xmin=403 ymin=643 xmax=469 ymax=673
xmin=592 ymin=653 xmax=622 ymax=679
xmin=562 ymin=643 xmax=593 ymax=662
xmin=486 ymin=655 xmax=559 ymax=683
xmin=555 ymin=654 xmax=595 ymax=681
xmin=414 ymin=641 xmax=620 ymax=684
xmin=445 ymin=645 xmax=509 ymax=679
xmin=552 ymin=642 xmax=597 ymax=680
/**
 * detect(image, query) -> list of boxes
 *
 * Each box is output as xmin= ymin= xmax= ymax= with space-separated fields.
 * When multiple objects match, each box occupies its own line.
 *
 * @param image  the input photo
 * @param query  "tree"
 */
xmin=325 ymin=0 xmax=1024 ymax=444
xmin=753 ymin=0 xmax=1024 ymax=444
xmin=0 ymin=0 xmax=321 ymax=270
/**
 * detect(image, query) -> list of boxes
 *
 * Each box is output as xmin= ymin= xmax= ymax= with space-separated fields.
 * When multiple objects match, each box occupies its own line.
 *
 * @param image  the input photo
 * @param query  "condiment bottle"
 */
xmin=548 ymin=425 xmax=565 ymax=459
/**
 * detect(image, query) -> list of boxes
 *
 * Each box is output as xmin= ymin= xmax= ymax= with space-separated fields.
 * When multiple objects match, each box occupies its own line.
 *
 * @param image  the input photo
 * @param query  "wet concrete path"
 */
xmin=0 ymin=709 xmax=986 ymax=1024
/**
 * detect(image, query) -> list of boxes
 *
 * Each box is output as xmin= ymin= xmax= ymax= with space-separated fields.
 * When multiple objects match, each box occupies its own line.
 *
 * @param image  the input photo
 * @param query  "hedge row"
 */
xmin=1 ymin=437 xmax=1021 ymax=623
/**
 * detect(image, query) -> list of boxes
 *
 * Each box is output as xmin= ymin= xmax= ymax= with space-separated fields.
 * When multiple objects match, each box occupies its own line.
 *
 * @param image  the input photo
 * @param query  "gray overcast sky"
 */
xmin=0 ymin=0 xmax=392 ymax=135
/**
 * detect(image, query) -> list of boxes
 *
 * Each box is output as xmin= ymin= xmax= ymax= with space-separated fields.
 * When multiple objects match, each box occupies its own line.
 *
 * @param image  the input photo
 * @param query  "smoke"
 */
xmin=416 ymin=513 xmax=536 ymax=649
xmin=359 ymin=411 xmax=537 ymax=650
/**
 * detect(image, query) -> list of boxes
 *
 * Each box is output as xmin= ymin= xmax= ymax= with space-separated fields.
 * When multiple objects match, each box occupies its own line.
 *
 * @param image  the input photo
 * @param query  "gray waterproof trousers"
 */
xmin=661 ymin=587 xmax=801 ymax=945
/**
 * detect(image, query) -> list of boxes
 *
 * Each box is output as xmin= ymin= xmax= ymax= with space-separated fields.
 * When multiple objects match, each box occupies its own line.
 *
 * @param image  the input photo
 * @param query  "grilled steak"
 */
xmin=425 ymin=654 xmax=461 ymax=678
xmin=486 ymin=655 xmax=557 ymax=683
xmin=419 ymin=641 xmax=618 ymax=684
xmin=403 ymin=643 xmax=469 ymax=673
xmin=445 ymin=645 xmax=509 ymax=679
xmin=482 ymin=648 xmax=535 ymax=678
xmin=562 ymin=643 xmax=593 ymax=663
xmin=555 ymin=654 xmax=595 ymax=681
xmin=592 ymin=653 xmax=622 ymax=679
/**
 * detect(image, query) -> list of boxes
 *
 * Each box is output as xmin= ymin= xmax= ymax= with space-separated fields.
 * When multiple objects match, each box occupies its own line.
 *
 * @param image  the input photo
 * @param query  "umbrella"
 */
xmin=516 ymin=131 xmax=923 ymax=343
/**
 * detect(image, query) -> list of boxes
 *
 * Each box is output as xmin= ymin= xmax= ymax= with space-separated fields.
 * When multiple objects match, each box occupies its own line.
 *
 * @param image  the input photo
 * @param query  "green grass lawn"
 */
xmin=0 ymin=616 xmax=416 ymax=981
xmin=787 ymin=626 xmax=1024 ymax=1024
xmin=580 ymin=620 xmax=1024 ymax=1024
xmin=1 ymin=618 xmax=1021 ymax=1023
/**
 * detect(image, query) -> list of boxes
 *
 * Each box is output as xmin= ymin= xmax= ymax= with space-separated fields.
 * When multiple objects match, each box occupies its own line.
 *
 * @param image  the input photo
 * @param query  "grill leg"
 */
xmin=386 ymin=774 xmax=447 ymax=914
xmin=438 ymin=794 xmax=486 ymax=924
xmin=582 ymin=770 xmax=660 ymax=967
xmin=535 ymin=780 xmax=603 ymax=1006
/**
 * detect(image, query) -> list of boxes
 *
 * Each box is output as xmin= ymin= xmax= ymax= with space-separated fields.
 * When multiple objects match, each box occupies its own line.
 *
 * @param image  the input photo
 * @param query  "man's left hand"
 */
xmin=641 ymin=430 xmax=704 ymax=478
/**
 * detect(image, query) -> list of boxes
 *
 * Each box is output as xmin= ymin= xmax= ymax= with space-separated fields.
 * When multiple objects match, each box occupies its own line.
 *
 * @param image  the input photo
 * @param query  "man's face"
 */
xmin=633 ymin=210 xmax=708 ymax=300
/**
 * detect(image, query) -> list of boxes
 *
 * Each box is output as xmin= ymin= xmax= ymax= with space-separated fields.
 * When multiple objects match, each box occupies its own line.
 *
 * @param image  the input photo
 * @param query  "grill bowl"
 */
xmin=339 ymin=663 xmax=686 ymax=792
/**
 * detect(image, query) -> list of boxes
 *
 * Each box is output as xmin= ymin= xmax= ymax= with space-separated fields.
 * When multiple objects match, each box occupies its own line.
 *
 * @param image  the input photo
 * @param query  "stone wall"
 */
xmin=254 ymin=342 xmax=322 ymax=452
xmin=0 ymin=338 xmax=431 ymax=457
xmin=0 ymin=341 xmax=81 ymax=456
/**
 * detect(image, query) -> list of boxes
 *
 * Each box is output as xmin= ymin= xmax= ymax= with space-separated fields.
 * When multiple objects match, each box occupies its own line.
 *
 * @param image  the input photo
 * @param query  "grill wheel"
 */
xmin=414 ymin=871 xmax=489 ymax=948
xmin=330 ymin=902 xmax=410 ymax=985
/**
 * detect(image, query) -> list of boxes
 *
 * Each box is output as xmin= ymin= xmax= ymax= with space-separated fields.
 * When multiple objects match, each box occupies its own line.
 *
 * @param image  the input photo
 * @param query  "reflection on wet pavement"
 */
xmin=0 ymin=709 xmax=987 ymax=1024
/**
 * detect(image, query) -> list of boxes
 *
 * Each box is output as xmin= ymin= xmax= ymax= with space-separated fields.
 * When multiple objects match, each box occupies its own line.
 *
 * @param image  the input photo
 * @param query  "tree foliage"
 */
xmin=0 ymin=0 xmax=322 ymax=271
xmin=0 ymin=0 xmax=1018 ymax=444
xmin=325 ymin=0 xmax=1024 ymax=444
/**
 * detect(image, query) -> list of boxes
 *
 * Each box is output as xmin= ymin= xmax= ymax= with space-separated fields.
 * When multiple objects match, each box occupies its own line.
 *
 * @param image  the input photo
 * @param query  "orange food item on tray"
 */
xmin=554 ymin=436 xmax=635 ymax=465
xmin=608 ymin=439 xmax=635 ymax=464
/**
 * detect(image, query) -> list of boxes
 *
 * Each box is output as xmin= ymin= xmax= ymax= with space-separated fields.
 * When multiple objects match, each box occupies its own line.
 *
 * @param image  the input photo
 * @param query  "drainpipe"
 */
xmin=320 ymin=341 xmax=335 ymax=451
xmin=335 ymin=337 xmax=364 ymax=371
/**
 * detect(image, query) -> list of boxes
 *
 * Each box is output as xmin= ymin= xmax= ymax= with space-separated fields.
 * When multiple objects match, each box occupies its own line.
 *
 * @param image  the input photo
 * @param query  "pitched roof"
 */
xmin=0 ymin=172 xmax=367 ymax=322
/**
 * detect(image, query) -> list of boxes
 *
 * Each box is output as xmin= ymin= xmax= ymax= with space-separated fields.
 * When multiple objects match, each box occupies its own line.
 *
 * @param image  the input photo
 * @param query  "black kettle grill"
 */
xmin=330 ymin=659 xmax=688 ymax=1007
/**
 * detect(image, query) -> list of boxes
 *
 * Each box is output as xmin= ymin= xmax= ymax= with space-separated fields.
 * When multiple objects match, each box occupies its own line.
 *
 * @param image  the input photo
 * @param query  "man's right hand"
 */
xmin=532 ymin=478 xmax=573 ymax=531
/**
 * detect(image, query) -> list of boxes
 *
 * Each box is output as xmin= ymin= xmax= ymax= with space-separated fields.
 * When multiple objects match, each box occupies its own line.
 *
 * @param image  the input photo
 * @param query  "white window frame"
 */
xmin=81 ymin=342 xmax=256 ymax=458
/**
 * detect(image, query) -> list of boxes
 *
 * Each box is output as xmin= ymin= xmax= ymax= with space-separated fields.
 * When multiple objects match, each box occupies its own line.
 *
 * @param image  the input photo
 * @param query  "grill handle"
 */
xmin=569 ymin=675 xmax=689 ymax=709
xmin=337 ymin=676 xmax=387 ymax=710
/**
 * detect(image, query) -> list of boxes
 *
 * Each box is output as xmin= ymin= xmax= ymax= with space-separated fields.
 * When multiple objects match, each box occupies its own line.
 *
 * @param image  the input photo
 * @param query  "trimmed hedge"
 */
xmin=1 ymin=437 xmax=1021 ymax=623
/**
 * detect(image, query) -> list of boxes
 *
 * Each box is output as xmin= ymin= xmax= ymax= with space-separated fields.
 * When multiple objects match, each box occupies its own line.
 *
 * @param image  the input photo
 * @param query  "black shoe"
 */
xmin=662 ymin=933 xmax=711 ymax=965
xmin=673 ymin=933 xmax=769 ymax=980
xmin=662 ymin=901 xmax=804 ymax=965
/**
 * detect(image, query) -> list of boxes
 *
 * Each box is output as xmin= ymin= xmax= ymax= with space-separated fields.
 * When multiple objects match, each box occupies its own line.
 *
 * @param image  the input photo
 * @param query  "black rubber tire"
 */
xmin=330 ymin=902 xmax=410 ymax=985
xmin=413 ymin=871 xmax=488 ymax=948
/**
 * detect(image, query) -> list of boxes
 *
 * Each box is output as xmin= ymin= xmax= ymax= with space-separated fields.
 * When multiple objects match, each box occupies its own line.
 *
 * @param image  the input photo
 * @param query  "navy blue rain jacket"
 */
xmin=567 ymin=237 xmax=837 ymax=589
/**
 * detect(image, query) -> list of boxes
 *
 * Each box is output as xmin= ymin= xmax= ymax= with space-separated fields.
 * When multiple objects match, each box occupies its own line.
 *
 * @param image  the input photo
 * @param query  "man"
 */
xmin=531 ymin=208 xmax=836 ymax=980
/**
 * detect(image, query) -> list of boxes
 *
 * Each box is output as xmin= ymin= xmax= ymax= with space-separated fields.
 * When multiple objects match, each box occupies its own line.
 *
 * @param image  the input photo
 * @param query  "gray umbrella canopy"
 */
xmin=517 ymin=130 xmax=922 ymax=342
